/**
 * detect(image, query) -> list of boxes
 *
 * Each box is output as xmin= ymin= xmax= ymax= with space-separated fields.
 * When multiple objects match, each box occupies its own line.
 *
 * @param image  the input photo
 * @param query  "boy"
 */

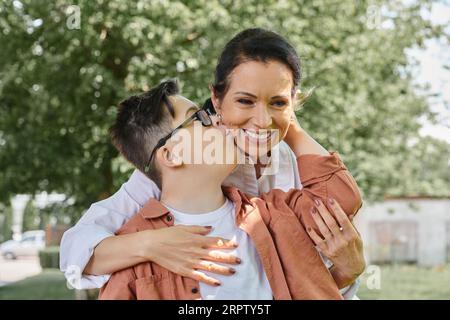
xmin=99 ymin=80 xmax=363 ymax=300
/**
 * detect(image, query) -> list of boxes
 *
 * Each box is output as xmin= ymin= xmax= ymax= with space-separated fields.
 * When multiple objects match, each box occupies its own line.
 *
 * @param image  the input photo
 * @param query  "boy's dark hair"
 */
xmin=109 ymin=79 xmax=179 ymax=188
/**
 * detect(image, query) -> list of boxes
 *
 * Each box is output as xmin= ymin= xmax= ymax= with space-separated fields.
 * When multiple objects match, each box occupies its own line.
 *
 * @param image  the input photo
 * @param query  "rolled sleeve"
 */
xmin=60 ymin=223 xmax=113 ymax=289
xmin=341 ymin=277 xmax=361 ymax=300
xmin=292 ymin=152 xmax=363 ymax=235
xmin=297 ymin=151 xmax=347 ymax=186
xmin=60 ymin=170 xmax=160 ymax=289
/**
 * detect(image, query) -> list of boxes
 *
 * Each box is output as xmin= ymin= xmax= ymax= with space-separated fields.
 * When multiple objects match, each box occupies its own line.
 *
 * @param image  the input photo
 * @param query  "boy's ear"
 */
xmin=159 ymin=146 xmax=183 ymax=168
xmin=209 ymin=85 xmax=221 ymax=115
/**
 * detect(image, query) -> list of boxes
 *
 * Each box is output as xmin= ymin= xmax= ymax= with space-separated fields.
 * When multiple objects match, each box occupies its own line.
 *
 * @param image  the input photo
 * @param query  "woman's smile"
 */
xmin=242 ymin=128 xmax=273 ymax=143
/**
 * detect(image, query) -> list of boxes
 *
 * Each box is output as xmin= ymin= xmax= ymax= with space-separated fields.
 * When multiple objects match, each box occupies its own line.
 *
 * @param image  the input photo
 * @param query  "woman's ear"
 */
xmin=158 ymin=146 xmax=183 ymax=169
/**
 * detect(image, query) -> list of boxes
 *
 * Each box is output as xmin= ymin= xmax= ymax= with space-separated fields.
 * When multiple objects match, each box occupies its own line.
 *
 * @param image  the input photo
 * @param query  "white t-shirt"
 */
xmin=164 ymin=198 xmax=273 ymax=300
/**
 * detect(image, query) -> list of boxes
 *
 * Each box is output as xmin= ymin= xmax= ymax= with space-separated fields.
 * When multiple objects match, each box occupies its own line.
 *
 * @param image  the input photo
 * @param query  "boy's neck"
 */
xmin=160 ymin=176 xmax=226 ymax=214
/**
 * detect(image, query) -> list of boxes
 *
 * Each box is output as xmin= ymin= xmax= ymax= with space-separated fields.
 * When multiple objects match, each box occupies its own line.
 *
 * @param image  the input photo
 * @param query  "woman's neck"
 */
xmin=254 ymin=162 xmax=268 ymax=180
xmin=254 ymin=153 xmax=271 ymax=179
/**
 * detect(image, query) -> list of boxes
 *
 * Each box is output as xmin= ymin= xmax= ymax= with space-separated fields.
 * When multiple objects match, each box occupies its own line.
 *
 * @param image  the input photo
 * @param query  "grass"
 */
xmin=0 ymin=269 xmax=75 ymax=300
xmin=358 ymin=264 xmax=450 ymax=300
xmin=1 ymin=265 xmax=449 ymax=300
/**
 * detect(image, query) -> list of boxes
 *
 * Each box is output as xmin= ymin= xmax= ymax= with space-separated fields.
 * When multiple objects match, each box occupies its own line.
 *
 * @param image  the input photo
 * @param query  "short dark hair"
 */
xmin=212 ymin=28 xmax=301 ymax=100
xmin=109 ymin=79 xmax=179 ymax=188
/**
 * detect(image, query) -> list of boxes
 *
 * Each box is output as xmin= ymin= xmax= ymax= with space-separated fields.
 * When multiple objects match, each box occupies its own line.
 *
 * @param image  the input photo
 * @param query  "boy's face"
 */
xmin=159 ymin=95 xmax=238 ymax=180
xmin=168 ymin=95 xmax=200 ymax=129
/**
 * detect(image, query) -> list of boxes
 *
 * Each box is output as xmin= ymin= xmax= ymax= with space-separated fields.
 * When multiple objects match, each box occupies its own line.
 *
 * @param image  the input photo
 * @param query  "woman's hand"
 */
xmin=306 ymin=198 xmax=366 ymax=288
xmin=141 ymin=225 xmax=241 ymax=286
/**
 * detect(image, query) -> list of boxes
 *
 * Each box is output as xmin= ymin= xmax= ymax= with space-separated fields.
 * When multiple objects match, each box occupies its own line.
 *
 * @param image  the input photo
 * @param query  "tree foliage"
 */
xmin=0 ymin=0 xmax=448 ymax=222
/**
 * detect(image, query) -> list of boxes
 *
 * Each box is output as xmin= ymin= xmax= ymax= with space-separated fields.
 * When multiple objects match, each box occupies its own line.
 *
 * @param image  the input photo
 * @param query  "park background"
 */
xmin=0 ymin=0 xmax=449 ymax=299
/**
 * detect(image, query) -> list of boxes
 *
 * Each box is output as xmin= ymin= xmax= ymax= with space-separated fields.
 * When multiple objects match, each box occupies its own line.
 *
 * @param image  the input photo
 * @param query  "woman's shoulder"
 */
xmin=277 ymin=140 xmax=294 ymax=153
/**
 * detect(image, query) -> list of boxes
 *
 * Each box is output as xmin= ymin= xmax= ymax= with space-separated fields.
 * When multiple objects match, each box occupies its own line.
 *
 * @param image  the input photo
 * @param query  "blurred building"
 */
xmin=355 ymin=197 xmax=450 ymax=266
xmin=9 ymin=192 xmax=68 ymax=244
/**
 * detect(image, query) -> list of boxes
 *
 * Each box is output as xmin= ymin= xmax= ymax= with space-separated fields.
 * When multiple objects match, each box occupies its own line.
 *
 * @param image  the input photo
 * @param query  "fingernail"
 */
xmin=230 ymin=268 xmax=236 ymax=274
xmin=328 ymin=198 xmax=335 ymax=205
xmin=311 ymin=207 xmax=317 ymax=214
xmin=307 ymin=227 xmax=312 ymax=232
xmin=236 ymin=258 xmax=242 ymax=264
xmin=215 ymin=281 xmax=221 ymax=286
xmin=205 ymin=226 xmax=213 ymax=229
xmin=314 ymin=199 xmax=321 ymax=207
xmin=231 ymin=242 xmax=238 ymax=248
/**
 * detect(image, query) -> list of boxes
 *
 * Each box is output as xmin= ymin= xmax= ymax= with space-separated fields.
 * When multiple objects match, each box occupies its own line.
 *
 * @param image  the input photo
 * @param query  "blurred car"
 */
xmin=0 ymin=230 xmax=46 ymax=259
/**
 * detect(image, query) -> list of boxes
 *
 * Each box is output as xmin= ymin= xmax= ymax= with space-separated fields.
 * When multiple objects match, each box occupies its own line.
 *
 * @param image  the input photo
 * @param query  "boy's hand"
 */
xmin=140 ymin=225 xmax=241 ymax=287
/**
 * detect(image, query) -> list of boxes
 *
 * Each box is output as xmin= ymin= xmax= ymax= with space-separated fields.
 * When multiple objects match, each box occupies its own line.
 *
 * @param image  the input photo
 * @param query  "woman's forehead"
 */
xmin=228 ymin=60 xmax=293 ymax=95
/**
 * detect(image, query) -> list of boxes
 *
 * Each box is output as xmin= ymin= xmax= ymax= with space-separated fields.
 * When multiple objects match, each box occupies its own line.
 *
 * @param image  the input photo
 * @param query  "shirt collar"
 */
xmin=222 ymin=186 xmax=254 ymax=220
xmin=139 ymin=198 xmax=171 ymax=219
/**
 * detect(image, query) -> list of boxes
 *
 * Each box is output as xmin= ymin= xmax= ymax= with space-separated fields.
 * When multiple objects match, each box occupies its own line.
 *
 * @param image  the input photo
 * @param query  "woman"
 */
xmin=60 ymin=28 xmax=365 ymax=298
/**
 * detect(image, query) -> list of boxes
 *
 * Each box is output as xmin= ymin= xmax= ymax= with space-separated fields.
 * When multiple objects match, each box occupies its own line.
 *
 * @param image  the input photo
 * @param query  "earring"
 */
xmin=217 ymin=113 xmax=223 ymax=125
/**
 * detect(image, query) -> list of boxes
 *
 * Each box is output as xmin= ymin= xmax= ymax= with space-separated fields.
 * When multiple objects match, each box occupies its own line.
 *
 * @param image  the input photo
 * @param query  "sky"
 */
xmin=414 ymin=1 xmax=450 ymax=142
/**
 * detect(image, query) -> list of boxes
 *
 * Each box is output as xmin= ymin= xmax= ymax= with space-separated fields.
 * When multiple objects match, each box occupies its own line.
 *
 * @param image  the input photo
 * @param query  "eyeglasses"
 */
xmin=144 ymin=108 xmax=213 ymax=173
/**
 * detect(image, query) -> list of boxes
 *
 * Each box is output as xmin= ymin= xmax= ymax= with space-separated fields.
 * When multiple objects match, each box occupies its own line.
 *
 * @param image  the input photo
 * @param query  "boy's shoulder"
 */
xmin=115 ymin=198 xmax=170 ymax=235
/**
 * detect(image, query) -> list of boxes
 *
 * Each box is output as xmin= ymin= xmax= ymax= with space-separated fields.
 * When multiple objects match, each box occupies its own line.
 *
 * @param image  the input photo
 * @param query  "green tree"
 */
xmin=0 ymin=201 xmax=13 ymax=242
xmin=22 ymin=199 xmax=40 ymax=232
xmin=0 ymin=0 xmax=448 ymax=220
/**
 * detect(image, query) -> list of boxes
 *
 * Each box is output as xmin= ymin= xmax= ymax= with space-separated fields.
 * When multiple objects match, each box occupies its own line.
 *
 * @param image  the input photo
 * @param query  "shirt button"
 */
xmin=166 ymin=215 xmax=173 ymax=222
xmin=191 ymin=287 xmax=198 ymax=294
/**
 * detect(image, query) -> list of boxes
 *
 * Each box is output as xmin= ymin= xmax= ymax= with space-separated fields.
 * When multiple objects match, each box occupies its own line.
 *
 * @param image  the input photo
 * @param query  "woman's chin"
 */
xmin=234 ymin=138 xmax=280 ymax=164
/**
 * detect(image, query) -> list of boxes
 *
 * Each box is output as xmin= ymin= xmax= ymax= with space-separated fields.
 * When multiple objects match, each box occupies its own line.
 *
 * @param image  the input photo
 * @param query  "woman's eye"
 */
xmin=237 ymin=99 xmax=254 ymax=105
xmin=271 ymin=101 xmax=287 ymax=107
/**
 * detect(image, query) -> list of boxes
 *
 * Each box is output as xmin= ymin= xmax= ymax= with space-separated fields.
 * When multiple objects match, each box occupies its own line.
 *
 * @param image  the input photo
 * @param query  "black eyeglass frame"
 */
xmin=144 ymin=108 xmax=213 ymax=173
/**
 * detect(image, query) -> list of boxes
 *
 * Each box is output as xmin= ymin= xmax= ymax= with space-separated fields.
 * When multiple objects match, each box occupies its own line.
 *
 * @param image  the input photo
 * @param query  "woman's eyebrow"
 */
xmin=234 ymin=91 xmax=257 ymax=98
xmin=234 ymin=92 xmax=289 ymax=99
xmin=271 ymin=94 xmax=290 ymax=99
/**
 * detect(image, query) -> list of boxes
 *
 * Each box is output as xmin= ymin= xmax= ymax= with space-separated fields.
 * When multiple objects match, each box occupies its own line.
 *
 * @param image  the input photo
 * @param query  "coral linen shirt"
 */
xmin=99 ymin=152 xmax=363 ymax=300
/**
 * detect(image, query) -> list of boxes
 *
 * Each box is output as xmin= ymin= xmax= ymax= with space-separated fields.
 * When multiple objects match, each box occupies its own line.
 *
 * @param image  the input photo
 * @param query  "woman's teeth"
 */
xmin=243 ymin=129 xmax=271 ymax=141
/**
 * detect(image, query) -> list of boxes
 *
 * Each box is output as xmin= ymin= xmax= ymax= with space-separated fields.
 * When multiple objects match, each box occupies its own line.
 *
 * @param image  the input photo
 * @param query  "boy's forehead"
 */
xmin=169 ymin=95 xmax=198 ymax=111
xmin=168 ymin=94 xmax=199 ymax=128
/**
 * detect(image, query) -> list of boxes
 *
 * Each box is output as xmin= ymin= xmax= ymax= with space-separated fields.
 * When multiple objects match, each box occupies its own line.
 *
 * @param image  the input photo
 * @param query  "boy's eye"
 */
xmin=237 ymin=98 xmax=254 ymax=105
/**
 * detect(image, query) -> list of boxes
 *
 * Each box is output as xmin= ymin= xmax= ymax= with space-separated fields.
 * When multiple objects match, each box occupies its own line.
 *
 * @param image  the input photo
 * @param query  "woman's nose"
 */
xmin=253 ymin=105 xmax=272 ymax=129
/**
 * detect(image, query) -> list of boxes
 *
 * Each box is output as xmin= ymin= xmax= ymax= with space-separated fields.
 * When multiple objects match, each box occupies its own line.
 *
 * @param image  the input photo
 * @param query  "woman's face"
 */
xmin=211 ymin=59 xmax=294 ymax=160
